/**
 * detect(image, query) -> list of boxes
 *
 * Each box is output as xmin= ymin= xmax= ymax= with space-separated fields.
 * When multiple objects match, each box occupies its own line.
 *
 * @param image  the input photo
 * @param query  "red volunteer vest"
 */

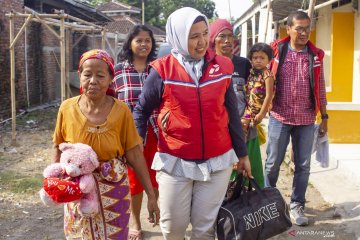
xmin=150 ymin=51 xmax=234 ymax=160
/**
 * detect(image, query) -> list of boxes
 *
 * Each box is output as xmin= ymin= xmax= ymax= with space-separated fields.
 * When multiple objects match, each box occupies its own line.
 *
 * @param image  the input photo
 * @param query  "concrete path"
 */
xmin=309 ymin=144 xmax=360 ymax=239
xmin=137 ymin=143 xmax=360 ymax=239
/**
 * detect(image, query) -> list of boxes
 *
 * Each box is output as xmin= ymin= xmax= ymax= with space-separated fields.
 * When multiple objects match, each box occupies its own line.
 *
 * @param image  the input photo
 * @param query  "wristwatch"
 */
xmin=321 ymin=113 xmax=329 ymax=120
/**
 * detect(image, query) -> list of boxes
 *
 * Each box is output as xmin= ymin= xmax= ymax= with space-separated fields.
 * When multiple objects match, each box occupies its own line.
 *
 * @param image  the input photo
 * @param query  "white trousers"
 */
xmin=156 ymin=167 xmax=232 ymax=240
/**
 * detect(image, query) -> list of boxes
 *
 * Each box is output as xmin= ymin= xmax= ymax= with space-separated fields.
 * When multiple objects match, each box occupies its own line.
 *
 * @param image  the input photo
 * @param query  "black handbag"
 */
xmin=217 ymin=175 xmax=292 ymax=240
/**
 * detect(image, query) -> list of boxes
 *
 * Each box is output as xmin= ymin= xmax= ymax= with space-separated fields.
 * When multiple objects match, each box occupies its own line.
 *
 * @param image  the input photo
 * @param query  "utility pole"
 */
xmin=227 ymin=0 xmax=232 ymax=22
xmin=142 ymin=0 xmax=145 ymax=25
xmin=308 ymin=0 xmax=317 ymax=29
xmin=263 ymin=0 xmax=271 ymax=41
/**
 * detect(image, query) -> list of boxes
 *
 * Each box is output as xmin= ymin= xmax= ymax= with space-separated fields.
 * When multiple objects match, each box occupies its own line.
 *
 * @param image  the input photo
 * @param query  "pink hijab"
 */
xmin=209 ymin=19 xmax=233 ymax=49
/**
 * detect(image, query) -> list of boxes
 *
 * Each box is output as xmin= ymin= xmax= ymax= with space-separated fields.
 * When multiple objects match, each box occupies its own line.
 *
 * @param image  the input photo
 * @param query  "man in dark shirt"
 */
xmin=209 ymin=19 xmax=251 ymax=117
xmin=209 ymin=19 xmax=264 ymax=187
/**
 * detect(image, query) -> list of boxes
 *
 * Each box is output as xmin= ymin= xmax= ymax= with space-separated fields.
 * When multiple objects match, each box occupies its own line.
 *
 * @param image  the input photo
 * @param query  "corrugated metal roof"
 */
xmin=271 ymin=0 xmax=329 ymax=21
xmin=64 ymin=0 xmax=112 ymax=22
xmin=24 ymin=0 xmax=112 ymax=23
xmin=234 ymin=0 xmax=330 ymax=27
xmin=97 ymin=1 xmax=141 ymax=12
xmin=105 ymin=16 xmax=165 ymax=36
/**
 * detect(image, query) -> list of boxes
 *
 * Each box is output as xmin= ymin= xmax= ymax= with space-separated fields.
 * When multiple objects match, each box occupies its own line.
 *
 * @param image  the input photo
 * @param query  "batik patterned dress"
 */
xmin=53 ymin=96 xmax=142 ymax=239
xmin=243 ymin=68 xmax=274 ymax=120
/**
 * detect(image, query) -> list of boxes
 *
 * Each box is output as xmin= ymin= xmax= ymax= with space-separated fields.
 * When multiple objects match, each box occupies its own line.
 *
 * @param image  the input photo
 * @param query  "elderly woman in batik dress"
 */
xmin=52 ymin=49 xmax=159 ymax=239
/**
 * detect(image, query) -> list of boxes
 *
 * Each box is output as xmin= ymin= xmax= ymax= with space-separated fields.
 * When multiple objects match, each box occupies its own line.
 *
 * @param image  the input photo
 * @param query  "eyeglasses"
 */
xmin=216 ymin=34 xmax=235 ymax=41
xmin=293 ymin=26 xmax=311 ymax=34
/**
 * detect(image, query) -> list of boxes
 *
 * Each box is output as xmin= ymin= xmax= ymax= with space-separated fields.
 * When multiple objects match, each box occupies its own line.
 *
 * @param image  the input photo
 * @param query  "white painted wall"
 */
xmin=353 ymin=11 xmax=360 ymax=103
xmin=317 ymin=3 xmax=360 ymax=109
xmin=316 ymin=6 xmax=332 ymax=91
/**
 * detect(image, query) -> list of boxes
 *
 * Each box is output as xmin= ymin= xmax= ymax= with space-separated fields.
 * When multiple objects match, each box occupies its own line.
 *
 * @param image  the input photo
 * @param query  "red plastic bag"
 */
xmin=43 ymin=177 xmax=82 ymax=203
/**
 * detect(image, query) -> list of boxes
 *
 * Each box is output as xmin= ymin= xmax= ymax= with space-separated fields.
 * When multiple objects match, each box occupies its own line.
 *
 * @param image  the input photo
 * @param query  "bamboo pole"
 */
xmin=41 ymin=17 xmax=101 ymax=31
xmin=92 ymin=30 xmax=95 ymax=48
xmin=105 ymin=36 xmax=114 ymax=56
xmin=9 ymin=13 xmax=17 ymax=145
xmin=72 ymin=32 xmax=86 ymax=49
xmin=34 ymin=16 xmax=84 ymax=29
xmin=308 ymin=0 xmax=317 ymax=29
xmin=114 ymin=33 xmax=119 ymax=64
xmin=6 ymin=12 xmax=61 ymax=18
xmin=60 ymin=13 xmax=66 ymax=102
xmin=142 ymin=0 xmax=145 ymax=25
xmin=33 ymin=15 xmax=60 ymax=39
xmin=52 ymin=9 xmax=101 ymax=28
xmin=227 ymin=0 xmax=232 ymax=21
xmin=5 ymin=8 xmax=110 ymax=145
xmin=24 ymin=19 xmax=29 ymax=107
xmin=20 ymin=8 xmax=103 ymax=31
xmin=9 ymin=14 xmax=32 ymax=49
xmin=66 ymin=29 xmax=71 ymax=98
xmin=101 ymin=29 xmax=106 ymax=50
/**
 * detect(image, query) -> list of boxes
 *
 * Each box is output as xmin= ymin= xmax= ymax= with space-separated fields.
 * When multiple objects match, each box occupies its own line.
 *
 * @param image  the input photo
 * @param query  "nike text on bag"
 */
xmin=217 ymin=176 xmax=292 ymax=240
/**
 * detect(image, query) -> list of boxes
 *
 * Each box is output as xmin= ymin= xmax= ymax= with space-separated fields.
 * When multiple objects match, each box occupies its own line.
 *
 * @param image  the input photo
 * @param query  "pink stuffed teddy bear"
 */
xmin=39 ymin=142 xmax=100 ymax=216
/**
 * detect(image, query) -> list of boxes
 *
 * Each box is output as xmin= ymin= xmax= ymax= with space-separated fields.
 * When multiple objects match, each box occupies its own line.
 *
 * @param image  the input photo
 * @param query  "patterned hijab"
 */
xmin=78 ymin=49 xmax=115 ymax=76
xmin=165 ymin=7 xmax=209 ymax=84
xmin=78 ymin=49 xmax=115 ymax=96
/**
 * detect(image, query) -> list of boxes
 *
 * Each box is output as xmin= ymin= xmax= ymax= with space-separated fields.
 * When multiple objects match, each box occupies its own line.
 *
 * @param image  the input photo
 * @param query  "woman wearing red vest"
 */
xmin=133 ymin=7 xmax=252 ymax=239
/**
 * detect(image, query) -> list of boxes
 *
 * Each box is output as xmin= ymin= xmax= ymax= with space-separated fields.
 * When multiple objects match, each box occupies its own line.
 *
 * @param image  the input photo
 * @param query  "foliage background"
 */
xmin=87 ymin=0 xmax=217 ymax=29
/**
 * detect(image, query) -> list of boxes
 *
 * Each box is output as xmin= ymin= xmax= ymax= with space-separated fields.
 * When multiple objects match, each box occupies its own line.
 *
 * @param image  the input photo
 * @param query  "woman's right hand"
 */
xmin=125 ymin=145 xmax=160 ymax=226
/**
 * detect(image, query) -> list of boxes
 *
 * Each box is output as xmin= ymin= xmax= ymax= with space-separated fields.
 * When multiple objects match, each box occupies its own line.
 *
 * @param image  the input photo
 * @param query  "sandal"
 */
xmin=128 ymin=229 xmax=143 ymax=240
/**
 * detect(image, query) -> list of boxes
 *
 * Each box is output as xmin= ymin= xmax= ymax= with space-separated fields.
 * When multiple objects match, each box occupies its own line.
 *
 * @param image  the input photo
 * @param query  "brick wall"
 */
xmin=0 ymin=0 xmax=26 ymax=120
xmin=0 ymin=1 xmax=75 ymax=120
xmin=26 ymin=22 xmax=43 ymax=106
xmin=40 ymin=25 xmax=61 ymax=102
xmin=0 ymin=1 xmax=106 ymax=120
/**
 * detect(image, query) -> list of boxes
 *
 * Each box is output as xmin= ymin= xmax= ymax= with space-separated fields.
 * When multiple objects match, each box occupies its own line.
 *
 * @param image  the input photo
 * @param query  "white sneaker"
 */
xmin=290 ymin=205 xmax=309 ymax=226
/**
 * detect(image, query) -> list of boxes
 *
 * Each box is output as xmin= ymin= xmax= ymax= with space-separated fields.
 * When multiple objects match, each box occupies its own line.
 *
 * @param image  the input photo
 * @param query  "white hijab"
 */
xmin=166 ymin=7 xmax=209 ymax=84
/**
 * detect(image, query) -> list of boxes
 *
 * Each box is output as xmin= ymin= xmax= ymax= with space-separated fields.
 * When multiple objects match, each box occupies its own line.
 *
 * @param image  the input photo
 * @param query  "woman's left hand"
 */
xmin=147 ymin=195 xmax=160 ymax=226
xmin=235 ymin=156 xmax=253 ymax=179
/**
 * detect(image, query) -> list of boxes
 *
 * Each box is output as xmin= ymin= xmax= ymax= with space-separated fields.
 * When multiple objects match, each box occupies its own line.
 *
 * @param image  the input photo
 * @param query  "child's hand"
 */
xmin=253 ymin=113 xmax=265 ymax=125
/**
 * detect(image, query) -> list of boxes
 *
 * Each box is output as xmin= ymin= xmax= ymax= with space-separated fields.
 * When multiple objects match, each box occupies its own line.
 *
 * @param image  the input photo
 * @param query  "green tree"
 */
xmin=120 ymin=0 xmax=163 ymax=27
xmin=87 ymin=0 xmax=216 ymax=29
xmin=160 ymin=0 xmax=216 ymax=22
xmin=87 ymin=0 xmax=111 ymax=7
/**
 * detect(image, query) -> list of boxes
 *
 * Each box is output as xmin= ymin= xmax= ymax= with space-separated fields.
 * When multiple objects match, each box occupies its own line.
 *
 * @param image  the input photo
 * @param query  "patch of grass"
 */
xmin=0 ymin=170 xmax=43 ymax=194
xmin=16 ymin=107 xmax=58 ymax=129
xmin=16 ymin=113 xmax=36 ymax=126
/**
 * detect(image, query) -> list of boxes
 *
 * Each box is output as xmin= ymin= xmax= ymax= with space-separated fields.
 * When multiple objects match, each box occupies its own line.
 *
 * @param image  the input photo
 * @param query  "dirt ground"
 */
xmin=0 ymin=105 xmax=357 ymax=240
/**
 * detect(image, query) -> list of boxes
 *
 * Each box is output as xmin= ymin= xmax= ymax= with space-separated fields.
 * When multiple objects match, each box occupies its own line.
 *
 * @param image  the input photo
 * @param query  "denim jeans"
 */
xmin=264 ymin=116 xmax=314 ymax=207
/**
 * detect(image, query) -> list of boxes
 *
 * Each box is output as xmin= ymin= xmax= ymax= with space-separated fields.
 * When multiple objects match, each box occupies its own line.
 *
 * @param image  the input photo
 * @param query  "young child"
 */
xmin=242 ymin=42 xmax=275 ymax=136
